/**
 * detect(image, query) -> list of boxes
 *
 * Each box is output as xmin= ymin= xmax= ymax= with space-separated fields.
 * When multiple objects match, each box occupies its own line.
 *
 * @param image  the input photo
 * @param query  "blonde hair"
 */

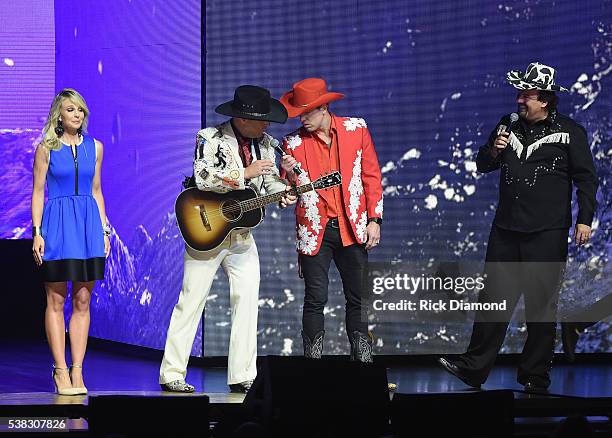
xmin=41 ymin=88 xmax=90 ymax=151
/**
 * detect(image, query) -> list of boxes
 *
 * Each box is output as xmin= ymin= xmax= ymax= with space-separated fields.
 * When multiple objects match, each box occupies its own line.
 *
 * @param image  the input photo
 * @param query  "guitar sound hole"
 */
xmin=220 ymin=199 xmax=243 ymax=222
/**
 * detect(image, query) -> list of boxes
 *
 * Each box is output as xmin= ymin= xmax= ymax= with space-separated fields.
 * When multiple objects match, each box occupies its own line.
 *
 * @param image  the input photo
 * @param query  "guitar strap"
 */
xmin=250 ymin=139 xmax=265 ymax=194
xmin=250 ymin=138 xmax=262 ymax=161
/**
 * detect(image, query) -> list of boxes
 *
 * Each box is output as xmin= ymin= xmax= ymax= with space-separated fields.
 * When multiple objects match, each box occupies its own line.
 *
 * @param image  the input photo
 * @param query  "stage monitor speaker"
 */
xmin=88 ymin=394 xmax=209 ymax=438
xmin=391 ymin=390 xmax=514 ymax=438
xmin=244 ymin=356 xmax=390 ymax=437
xmin=0 ymin=240 xmax=46 ymax=340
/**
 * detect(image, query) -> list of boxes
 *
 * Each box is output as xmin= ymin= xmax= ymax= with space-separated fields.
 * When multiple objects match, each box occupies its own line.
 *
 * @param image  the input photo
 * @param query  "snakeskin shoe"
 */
xmin=160 ymin=380 xmax=195 ymax=393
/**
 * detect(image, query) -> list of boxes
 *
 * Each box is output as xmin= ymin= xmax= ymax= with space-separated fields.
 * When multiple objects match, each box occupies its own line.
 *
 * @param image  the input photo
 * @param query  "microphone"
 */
xmin=271 ymin=140 xmax=302 ymax=174
xmin=506 ymin=112 xmax=519 ymax=134
xmin=497 ymin=112 xmax=518 ymax=159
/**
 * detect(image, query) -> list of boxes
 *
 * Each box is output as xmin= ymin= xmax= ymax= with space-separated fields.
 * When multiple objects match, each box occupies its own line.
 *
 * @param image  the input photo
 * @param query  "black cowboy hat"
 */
xmin=215 ymin=85 xmax=288 ymax=123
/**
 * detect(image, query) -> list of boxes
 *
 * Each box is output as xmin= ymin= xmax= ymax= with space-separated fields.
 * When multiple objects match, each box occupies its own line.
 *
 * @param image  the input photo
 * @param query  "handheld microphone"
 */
xmin=497 ymin=112 xmax=519 ymax=159
xmin=271 ymin=140 xmax=302 ymax=174
xmin=506 ymin=112 xmax=519 ymax=134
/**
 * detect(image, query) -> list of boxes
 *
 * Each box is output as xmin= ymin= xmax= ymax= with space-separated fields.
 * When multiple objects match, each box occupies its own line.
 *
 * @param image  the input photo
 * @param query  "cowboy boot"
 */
xmin=302 ymin=330 xmax=325 ymax=359
xmin=349 ymin=331 xmax=373 ymax=363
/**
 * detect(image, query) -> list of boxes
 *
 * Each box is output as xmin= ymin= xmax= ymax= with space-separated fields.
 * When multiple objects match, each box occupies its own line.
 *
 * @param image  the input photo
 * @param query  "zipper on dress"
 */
xmin=71 ymin=144 xmax=79 ymax=195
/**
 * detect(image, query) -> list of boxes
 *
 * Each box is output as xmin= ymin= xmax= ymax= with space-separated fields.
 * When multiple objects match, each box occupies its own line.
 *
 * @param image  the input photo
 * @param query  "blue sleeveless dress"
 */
xmin=41 ymin=135 xmax=105 ymax=281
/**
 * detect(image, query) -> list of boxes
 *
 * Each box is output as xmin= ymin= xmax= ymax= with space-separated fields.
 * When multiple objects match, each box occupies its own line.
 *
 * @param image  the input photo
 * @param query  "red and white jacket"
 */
xmin=282 ymin=116 xmax=383 ymax=256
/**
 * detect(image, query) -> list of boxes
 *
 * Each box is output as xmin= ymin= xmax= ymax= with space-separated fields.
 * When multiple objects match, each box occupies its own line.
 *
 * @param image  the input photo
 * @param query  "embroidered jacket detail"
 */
xmin=285 ymin=135 xmax=303 ymax=151
xmin=508 ymin=131 xmax=570 ymax=160
xmin=296 ymin=171 xmax=321 ymax=254
xmin=297 ymin=224 xmax=317 ymax=255
xmin=355 ymin=211 xmax=368 ymax=243
xmin=348 ymin=150 xmax=363 ymax=222
xmin=375 ymin=197 xmax=384 ymax=217
xmin=343 ymin=117 xmax=367 ymax=132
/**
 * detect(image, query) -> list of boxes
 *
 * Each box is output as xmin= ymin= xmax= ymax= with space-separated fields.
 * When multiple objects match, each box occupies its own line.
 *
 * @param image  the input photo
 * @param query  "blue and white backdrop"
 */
xmin=1 ymin=0 xmax=609 ymax=356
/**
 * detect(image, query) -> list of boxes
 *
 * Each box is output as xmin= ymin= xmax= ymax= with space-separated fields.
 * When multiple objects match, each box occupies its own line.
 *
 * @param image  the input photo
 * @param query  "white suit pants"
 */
xmin=159 ymin=230 xmax=260 ymax=385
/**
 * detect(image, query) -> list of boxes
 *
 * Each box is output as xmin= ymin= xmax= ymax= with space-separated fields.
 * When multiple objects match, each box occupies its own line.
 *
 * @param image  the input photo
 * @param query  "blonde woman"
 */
xmin=31 ymin=89 xmax=110 ymax=396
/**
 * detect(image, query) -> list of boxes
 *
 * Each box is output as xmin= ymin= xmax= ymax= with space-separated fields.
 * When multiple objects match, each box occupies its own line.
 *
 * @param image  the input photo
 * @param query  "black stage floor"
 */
xmin=0 ymin=339 xmax=610 ymax=436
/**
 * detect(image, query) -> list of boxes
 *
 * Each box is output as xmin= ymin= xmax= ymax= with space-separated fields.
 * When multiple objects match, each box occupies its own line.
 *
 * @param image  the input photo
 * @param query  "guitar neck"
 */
xmin=240 ymin=183 xmax=317 ymax=212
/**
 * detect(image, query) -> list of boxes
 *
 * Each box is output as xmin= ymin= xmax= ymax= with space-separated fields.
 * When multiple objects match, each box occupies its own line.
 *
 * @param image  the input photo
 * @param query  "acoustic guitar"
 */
xmin=175 ymin=172 xmax=341 ymax=252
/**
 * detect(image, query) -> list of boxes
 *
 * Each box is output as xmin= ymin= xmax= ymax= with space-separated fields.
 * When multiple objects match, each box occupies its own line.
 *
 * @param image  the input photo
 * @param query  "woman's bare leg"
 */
xmin=45 ymin=281 xmax=71 ymax=389
xmin=69 ymin=281 xmax=94 ymax=388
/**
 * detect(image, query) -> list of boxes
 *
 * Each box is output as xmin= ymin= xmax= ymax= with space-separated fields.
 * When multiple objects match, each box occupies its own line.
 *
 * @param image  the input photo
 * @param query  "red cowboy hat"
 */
xmin=280 ymin=78 xmax=345 ymax=118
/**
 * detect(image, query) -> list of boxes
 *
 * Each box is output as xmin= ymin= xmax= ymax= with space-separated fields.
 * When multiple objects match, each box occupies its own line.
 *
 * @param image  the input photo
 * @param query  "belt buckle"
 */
xmin=329 ymin=218 xmax=339 ymax=229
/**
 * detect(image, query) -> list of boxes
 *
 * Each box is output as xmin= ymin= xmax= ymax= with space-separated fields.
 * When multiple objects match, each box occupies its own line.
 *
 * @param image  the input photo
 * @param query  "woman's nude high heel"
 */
xmin=69 ymin=364 xmax=88 ymax=395
xmin=52 ymin=366 xmax=79 ymax=396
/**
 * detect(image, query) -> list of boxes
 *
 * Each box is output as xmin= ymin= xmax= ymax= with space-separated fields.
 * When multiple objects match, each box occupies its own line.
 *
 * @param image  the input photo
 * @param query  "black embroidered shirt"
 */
xmin=476 ymin=111 xmax=598 ymax=233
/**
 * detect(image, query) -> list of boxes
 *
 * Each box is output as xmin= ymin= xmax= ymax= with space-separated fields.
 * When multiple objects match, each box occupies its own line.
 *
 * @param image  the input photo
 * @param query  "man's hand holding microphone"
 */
xmin=491 ymin=113 xmax=518 ymax=159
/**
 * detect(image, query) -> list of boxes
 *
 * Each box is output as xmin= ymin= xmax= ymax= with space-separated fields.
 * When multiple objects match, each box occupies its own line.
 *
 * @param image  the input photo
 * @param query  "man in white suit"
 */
xmin=160 ymin=85 xmax=296 ymax=393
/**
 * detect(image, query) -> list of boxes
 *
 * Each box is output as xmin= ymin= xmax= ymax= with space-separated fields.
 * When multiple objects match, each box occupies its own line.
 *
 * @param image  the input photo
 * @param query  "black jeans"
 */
xmin=300 ymin=221 xmax=368 ymax=340
xmin=458 ymin=225 xmax=569 ymax=387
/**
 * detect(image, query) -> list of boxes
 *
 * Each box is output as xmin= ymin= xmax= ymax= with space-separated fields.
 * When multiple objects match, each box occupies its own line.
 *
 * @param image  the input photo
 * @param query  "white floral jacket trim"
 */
xmin=296 ymin=171 xmax=321 ymax=254
xmin=343 ymin=117 xmax=367 ymax=132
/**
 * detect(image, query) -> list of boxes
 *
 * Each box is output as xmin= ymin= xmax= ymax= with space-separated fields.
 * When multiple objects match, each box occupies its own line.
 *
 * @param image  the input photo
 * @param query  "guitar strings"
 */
xmin=192 ymin=191 xmax=296 ymax=220
xmin=189 ymin=191 xmax=291 ymax=220
xmin=186 ymin=180 xmax=335 ymax=221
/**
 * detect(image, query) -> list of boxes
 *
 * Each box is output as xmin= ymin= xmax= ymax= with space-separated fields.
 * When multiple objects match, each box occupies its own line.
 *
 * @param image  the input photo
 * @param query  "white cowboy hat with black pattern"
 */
xmin=507 ymin=62 xmax=568 ymax=92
